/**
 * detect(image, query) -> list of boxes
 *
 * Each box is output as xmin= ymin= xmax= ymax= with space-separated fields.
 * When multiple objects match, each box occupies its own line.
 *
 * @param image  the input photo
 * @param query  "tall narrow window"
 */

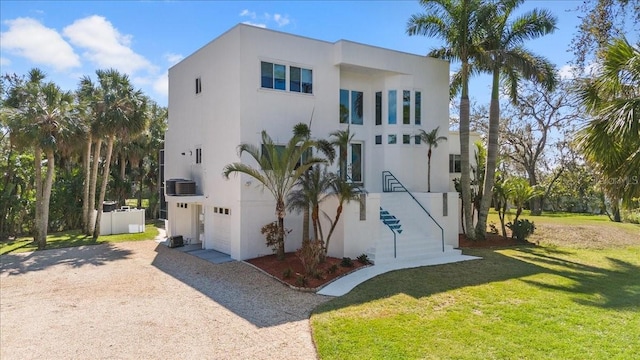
xmin=403 ymin=90 xmax=410 ymax=124
xmin=339 ymin=89 xmax=349 ymax=124
xmin=415 ymin=91 xmax=422 ymax=125
xmin=351 ymin=143 xmax=363 ymax=184
xmin=388 ymin=90 xmax=397 ymax=124
xmin=301 ymin=68 xmax=312 ymax=93
xmin=351 ymin=91 xmax=363 ymax=125
xmin=261 ymin=61 xmax=286 ymax=90
xmin=195 ymin=77 xmax=202 ymax=94
xmin=195 ymin=147 xmax=202 ymax=164
xmin=375 ymin=91 xmax=382 ymax=125
xmin=290 ymin=66 xmax=301 ymax=92
xmin=449 ymin=154 xmax=462 ymax=173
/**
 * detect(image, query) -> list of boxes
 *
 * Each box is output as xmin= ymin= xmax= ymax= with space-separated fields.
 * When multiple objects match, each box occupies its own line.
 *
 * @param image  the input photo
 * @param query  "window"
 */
xmin=195 ymin=147 xmax=202 ymax=164
xmin=195 ymin=77 xmax=202 ymax=94
xmin=403 ymin=90 xmax=410 ymax=124
xmin=388 ymin=134 xmax=397 ymax=144
xmin=415 ymin=135 xmax=422 ymax=145
xmin=351 ymin=143 xmax=363 ymax=184
xmin=290 ymin=66 xmax=313 ymax=94
xmin=339 ymin=89 xmax=364 ymax=125
xmin=261 ymin=61 xmax=286 ymax=90
xmin=415 ymin=91 xmax=422 ymax=125
xmin=388 ymin=90 xmax=397 ymax=124
xmin=375 ymin=91 xmax=382 ymax=125
xmin=375 ymin=135 xmax=382 ymax=144
xmin=262 ymin=144 xmax=301 ymax=170
xmin=449 ymin=154 xmax=462 ymax=173
xmin=403 ymin=134 xmax=411 ymax=144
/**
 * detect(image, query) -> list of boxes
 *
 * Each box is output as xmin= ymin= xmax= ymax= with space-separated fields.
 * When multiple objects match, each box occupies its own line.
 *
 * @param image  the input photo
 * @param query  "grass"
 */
xmin=311 ymin=217 xmax=640 ymax=359
xmin=0 ymin=222 xmax=160 ymax=255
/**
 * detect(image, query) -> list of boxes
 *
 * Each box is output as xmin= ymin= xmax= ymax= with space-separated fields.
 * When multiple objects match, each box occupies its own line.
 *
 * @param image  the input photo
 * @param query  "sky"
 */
xmin=0 ymin=1 xmax=622 ymax=108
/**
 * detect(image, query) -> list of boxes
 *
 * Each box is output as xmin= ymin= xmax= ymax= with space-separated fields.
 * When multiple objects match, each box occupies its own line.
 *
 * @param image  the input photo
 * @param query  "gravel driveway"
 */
xmin=1 ymin=241 xmax=330 ymax=359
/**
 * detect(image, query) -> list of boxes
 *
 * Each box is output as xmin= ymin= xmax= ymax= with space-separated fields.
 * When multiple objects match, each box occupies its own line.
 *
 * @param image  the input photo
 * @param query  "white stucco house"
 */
xmin=164 ymin=24 xmax=462 ymax=263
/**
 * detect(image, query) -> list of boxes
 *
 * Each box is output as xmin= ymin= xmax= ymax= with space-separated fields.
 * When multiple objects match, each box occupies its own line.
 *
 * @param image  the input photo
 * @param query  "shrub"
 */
xmin=295 ymin=274 xmax=308 ymax=287
xmin=507 ymin=219 xmax=536 ymax=242
xmin=356 ymin=254 xmax=371 ymax=265
xmin=282 ymin=267 xmax=293 ymax=279
xmin=297 ymin=239 xmax=324 ymax=277
xmin=489 ymin=222 xmax=499 ymax=235
xmin=261 ymin=221 xmax=292 ymax=254
xmin=328 ymin=264 xmax=339 ymax=274
xmin=340 ymin=257 xmax=354 ymax=267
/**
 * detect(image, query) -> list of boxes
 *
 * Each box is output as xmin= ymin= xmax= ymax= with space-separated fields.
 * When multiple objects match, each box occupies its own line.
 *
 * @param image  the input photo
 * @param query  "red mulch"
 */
xmin=246 ymin=252 xmax=367 ymax=289
xmin=459 ymin=233 xmax=531 ymax=248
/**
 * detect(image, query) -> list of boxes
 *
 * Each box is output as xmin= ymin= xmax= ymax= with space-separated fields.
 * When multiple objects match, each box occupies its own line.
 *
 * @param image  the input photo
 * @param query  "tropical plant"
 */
xmin=3 ymin=69 xmax=75 ymax=249
xmin=407 ymin=0 xmax=490 ymax=240
xmin=474 ymin=0 xmax=557 ymax=239
xmin=223 ymin=130 xmax=326 ymax=260
xmin=322 ymin=175 xmax=361 ymax=257
xmin=577 ymin=37 xmax=640 ymax=218
xmin=329 ymin=126 xmax=354 ymax=181
xmin=417 ymin=126 xmax=447 ymax=192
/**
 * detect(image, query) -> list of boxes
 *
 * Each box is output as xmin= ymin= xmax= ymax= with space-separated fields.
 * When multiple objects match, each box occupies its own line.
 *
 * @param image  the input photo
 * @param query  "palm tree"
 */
xmin=323 ymin=175 xmax=361 ymax=258
xmin=577 ymin=37 xmax=640 ymax=215
xmin=287 ymin=165 xmax=334 ymax=244
xmin=4 ymin=69 xmax=74 ymax=249
xmin=407 ymin=0 xmax=489 ymax=240
xmin=91 ymin=69 xmax=147 ymax=240
xmin=329 ymin=126 xmax=354 ymax=181
xmin=474 ymin=0 xmax=557 ymax=238
xmin=418 ymin=126 xmax=447 ymax=192
xmin=223 ymin=130 xmax=326 ymax=260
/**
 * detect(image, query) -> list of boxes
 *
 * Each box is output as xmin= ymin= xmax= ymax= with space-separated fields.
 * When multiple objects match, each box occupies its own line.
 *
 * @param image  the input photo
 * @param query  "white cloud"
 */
xmin=163 ymin=52 xmax=184 ymax=65
xmin=558 ymin=64 xmax=576 ymax=80
xmin=273 ymin=14 xmax=290 ymax=27
xmin=239 ymin=9 xmax=256 ymax=19
xmin=152 ymin=72 xmax=168 ymax=98
xmin=0 ymin=17 xmax=81 ymax=71
xmin=0 ymin=57 xmax=11 ymax=66
xmin=242 ymin=21 xmax=267 ymax=28
xmin=63 ymin=15 xmax=154 ymax=75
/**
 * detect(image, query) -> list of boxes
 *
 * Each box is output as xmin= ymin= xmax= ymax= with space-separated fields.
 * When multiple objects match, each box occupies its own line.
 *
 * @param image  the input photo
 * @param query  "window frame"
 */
xmin=449 ymin=154 xmax=462 ymax=173
xmin=403 ymin=90 xmax=411 ymax=124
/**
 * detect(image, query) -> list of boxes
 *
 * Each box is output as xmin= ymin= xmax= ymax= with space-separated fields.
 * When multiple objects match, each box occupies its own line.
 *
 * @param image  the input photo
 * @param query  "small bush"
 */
xmin=340 ymin=257 xmax=354 ymax=267
xmin=622 ymin=209 xmax=640 ymax=224
xmin=297 ymin=239 xmax=324 ymax=276
xmin=282 ymin=267 xmax=293 ymax=279
xmin=328 ymin=264 xmax=339 ymax=274
xmin=261 ymin=221 xmax=292 ymax=254
xmin=507 ymin=219 xmax=536 ymax=242
xmin=295 ymin=274 xmax=308 ymax=287
xmin=356 ymin=254 xmax=371 ymax=265
xmin=489 ymin=222 xmax=499 ymax=235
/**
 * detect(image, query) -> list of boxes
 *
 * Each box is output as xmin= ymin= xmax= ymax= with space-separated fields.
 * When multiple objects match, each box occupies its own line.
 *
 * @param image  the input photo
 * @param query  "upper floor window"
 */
xmin=415 ymin=91 xmax=422 ymax=125
xmin=340 ymin=89 xmax=363 ymax=125
xmin=449 ymin=154 xmax=461 ymax=173
xmin=195 ymin=147 xmax=202 ymax=164
xmin=403 ymin=90 xmax=411 ymax=124
xmin=388 ymin=90 xmax=397 ymax=124
xmin=261 ymin=61 xmax=286 ymax=90
xmin=375 ymin=91 xmax=382 ymax=125
xmin=195 ymin=77 xmax=202 ymax=94
xmin=290 ymin=66 xmax=313 ymax=94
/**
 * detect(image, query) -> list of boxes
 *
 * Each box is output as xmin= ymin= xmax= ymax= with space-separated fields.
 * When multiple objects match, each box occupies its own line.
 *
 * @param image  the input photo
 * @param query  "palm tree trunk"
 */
xmin=276 ymin=199 xmax=286 ymax=260
xmin=39 ymin=150 xmax=55 ymax=250
xmin=460 ymin=63 xmax=475 ymax=240
xmin=427 ymin=148 xmax=432 ymax=192
xmin=93 ymin=135 xmax=115 ymax=241
xmin=324 ymin=203 xmax=343 ymax=257
xmin=86 ymin=138 xmax=102 ymax=235
xmin=476 ymin=69 xmax=500 ymax=239
xmin=302 ymin=206 xmax=310 ymax=243
xmin=34 ymin=145 xmax=43 ymax=247
xmin=82 ymin=134 xmax=92 ymax=232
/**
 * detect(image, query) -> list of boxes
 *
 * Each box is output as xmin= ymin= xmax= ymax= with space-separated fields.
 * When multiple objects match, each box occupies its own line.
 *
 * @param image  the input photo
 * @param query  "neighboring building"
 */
xmin=164 ymin=24 xmax=461 ymax=263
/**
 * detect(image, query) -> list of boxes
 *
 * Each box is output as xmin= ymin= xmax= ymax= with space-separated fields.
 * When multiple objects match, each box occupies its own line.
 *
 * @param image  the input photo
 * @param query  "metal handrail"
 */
xmin=381 ymin=171 xmax=445 ymax=252
xmin=379 ymin=207 xmax=399 ymax=258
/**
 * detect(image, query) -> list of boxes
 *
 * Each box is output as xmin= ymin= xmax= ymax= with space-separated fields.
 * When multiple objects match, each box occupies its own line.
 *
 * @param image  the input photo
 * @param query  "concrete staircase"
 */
xmin=368 ymin=193 xmax=461 ymax=264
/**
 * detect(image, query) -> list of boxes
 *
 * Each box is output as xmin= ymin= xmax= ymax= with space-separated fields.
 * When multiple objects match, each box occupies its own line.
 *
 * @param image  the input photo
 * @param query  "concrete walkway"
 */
xmin=318 ymin=254 xmax=481 ymax=296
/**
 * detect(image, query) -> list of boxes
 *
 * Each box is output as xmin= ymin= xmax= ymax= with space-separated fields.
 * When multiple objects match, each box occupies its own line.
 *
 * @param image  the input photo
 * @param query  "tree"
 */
xmin=418 ymin=126 xmax=447 ymax=192
xmin=577 ymin=37 xmax=640 ymax=219
xmin=223 ymin=130 xmax=326 ymax=260
xmin=407 ymin=0 xmax=490 ymax=240
xmin=329 ymin=126 xmax=353 ymax=181
xmin=474 ymin=0 xmax=557 ymax=239
xmin=4 ymin=69 xmax=74 ymax=249
xmin=322 ymin=175 xmax=361 ymax=258
xmin=89 ymin=69 xmax=147 ymax=240
xmin=499 ymin=80 xmax=582 ymax=215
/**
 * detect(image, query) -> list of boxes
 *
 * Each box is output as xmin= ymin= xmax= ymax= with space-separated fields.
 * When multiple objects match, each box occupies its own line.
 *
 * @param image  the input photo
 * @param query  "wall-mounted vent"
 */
xmin=175 ymin=180 xmax=197 ymax=195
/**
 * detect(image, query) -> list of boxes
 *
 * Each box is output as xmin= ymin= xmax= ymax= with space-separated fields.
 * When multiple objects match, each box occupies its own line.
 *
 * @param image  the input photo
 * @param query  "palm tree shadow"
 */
xmin=0 ymin=243 xmax=133 ymax=276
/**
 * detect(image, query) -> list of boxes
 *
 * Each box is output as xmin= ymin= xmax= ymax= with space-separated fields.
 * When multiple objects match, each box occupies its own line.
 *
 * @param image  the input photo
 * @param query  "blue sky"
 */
xmin=0 ymin=1 xmax=604 ymax=107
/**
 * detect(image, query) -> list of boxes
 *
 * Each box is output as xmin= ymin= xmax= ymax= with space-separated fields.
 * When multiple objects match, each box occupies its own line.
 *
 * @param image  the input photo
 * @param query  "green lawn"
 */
xmin=311 ymin=216 xmax=640 ymax=359
xmin=0 ymin=222 xmax=160 ymax=255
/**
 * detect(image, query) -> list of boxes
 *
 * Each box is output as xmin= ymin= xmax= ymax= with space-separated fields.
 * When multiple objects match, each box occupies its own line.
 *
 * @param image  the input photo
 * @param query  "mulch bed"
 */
xmin=459 ymin=233 xmax=532 ymax=248
xmin=246 ymin=252 xmax=367 ymax=290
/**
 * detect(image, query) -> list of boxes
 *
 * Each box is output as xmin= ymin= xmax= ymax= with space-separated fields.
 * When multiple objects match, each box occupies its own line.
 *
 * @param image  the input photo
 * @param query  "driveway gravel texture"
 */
xmin=0 ymin=240 xmax=330 ymax=359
